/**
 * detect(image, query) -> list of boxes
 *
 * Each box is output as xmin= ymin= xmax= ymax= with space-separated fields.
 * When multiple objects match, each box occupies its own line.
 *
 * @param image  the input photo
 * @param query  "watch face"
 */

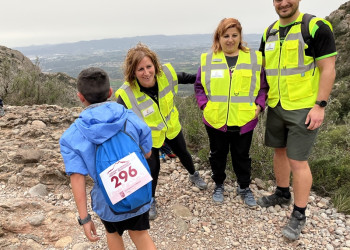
xmin=316 ymin=100 xmax=327 ymax=107
xmin=319 ymin=101 xmax=327 ymax=107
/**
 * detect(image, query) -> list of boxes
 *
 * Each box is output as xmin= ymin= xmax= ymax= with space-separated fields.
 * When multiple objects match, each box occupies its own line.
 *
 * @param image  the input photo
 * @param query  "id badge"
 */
xmin=142 ymin=106 xmax=155 ymax=117
xmin=211 ymin=70 xmax=224 ymax=78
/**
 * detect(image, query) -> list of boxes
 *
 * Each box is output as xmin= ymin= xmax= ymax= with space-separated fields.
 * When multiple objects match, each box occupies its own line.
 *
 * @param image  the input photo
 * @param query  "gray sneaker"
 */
xmin=149 ymin=199 xmax=157 ymax=220
xmin=0 ymin=106 xmax=4 ymax=117
xmin=212 ymin=184 xmax=224 ymax=203
xmin=237 ymin=187 xmax=257 ymax=207
xmin=257 ymin=189 xmax=292 ymax=207
xmin=189 ymin=171 xmax=207 ymax=190
xmin=282 ymin=210 xmax=306 ymax=240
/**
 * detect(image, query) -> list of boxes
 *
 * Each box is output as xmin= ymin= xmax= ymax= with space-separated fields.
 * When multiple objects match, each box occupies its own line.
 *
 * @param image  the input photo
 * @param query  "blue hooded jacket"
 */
xmin=60 ymin=102 xmax=152 ymax=221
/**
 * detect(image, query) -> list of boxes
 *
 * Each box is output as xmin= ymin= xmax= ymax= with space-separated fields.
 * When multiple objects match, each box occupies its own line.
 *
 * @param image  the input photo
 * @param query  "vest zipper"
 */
xmin=225 ymin=70 xmax=233 ymax=131
xmin=278 ymin=36 xmax=283 ymax=103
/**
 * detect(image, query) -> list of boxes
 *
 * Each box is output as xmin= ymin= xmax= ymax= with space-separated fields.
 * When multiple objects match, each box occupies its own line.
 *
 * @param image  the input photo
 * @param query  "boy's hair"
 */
xmin=77 ymin=67 xmax=110 ymax=104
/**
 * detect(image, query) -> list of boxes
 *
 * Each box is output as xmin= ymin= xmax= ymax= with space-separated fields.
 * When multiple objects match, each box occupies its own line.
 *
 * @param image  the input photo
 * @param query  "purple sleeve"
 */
xmin=255 ymin=68 xmax=269 ymax=110
xmin=194 ymin=67 xmax=208 ymax=110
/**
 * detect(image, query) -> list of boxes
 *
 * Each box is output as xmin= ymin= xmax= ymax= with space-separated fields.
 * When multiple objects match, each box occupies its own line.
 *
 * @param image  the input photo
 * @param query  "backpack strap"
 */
xmin=265 ymin=20 xmax=278 ymax=42
xmin=121 ymin=120 xmax=147 ymax=155
xmin=95 ymin=120 xmax=147 ymax=155
xmin=301 ymin=13 xmax=315 ymax=45
xmin=301 ymin=13 xmax=317 ymax=75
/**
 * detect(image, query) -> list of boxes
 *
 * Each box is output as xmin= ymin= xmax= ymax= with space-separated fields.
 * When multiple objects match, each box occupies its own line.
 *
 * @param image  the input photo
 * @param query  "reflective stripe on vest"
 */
xmin=265 ymin=32 xmax=316 ymax=77
xmin=263 ymin=13 xmax=332 ymax=110
xmin=202 ymin=51 xmax=260 ymax=103
xmin=200 ymin=50 xmax=262 ymax=128
xmin=116 ymin=64 xmax=181 ymax=147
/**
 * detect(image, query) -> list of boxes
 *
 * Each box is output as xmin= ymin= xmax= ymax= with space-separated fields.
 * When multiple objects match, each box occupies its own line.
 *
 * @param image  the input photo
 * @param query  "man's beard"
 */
xmin=276 ymin=4 xmax=299 ymax=19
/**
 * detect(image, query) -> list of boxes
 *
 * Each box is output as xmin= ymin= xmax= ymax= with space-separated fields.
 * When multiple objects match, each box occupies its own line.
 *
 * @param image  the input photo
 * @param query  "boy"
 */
xmin=59 ymin=67 xmax=156 ymax=249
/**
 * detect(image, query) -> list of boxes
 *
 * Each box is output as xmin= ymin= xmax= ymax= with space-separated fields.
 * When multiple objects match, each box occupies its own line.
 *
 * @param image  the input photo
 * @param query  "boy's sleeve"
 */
xmin=127 ymin=111 xmax=153 ymax=153
xmin=60 ymin=136 xmax=89 ymax=176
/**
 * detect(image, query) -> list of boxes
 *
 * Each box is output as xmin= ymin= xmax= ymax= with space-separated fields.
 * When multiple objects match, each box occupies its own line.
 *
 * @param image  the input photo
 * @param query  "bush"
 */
xmin=1 ymin=60 xmax=79 ymax=107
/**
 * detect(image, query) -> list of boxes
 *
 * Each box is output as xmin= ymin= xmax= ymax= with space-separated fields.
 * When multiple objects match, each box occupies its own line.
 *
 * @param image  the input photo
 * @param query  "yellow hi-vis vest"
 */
xmin=263 ymin=13 xmax=333 ymax=110
xmin=200 ymin=49 xmax=262 ymax=128
xmin=115 ymin=63 xmax=181 ymax=148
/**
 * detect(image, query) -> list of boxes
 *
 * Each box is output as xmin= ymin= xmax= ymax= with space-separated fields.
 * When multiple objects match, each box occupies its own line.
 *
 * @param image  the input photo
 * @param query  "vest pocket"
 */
xmin=285 ymin=40 xmax=299 ymax=68
xmin=151 ymin=130 xmax=163 ymax=148
xmin=203 ymin=101 xmax=220 ymax=126
xmin=286 ymin=73 xmax=313 ymax=101
xmin=239 ymin=70 xmax=252 ymax=92
xmin=163 ymin=92 xmax=174 ymax=112
xmin=238 ymin=103 xmax=256 ymax=125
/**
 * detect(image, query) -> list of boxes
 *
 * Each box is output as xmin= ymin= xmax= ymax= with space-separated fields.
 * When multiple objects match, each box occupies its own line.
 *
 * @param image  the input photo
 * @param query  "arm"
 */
xmin=70 ymin=174 xmax=100 ymax=242
xmin=194 ymin=67 xmax=208 ymax=110
xmin=254 ymin=68 xmax=269 ymax=119
xmin=304 ymin=22 xmax=337 ymax=130
xmin=305 ymin=56 xmax=336 ymax=130
xmin=116 ymin=95 xmax=127 ymax=108
xmin=177 ymin=72 xmax=196 ymax=84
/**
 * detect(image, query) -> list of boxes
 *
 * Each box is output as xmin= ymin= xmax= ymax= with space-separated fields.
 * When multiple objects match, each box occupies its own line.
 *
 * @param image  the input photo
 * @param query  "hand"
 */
xmin=83 ymin=221 xmax=100 ymax=242
xmin=305 ymin=106 xmax=325 ymax=130
xmin=144 ymin=150 xmax=152 ymax=159
xmin=253 ymin=105 xmax=262 ymax=120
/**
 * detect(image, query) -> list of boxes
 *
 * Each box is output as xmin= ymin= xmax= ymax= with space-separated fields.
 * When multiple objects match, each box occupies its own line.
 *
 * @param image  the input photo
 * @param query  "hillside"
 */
xmin=0 ymin=105 xmax=349 ymax=249
xmin=327 ymin=1 xmax=350 ymax=120
xmin=0 ymin=46 xmax=80 ymax=107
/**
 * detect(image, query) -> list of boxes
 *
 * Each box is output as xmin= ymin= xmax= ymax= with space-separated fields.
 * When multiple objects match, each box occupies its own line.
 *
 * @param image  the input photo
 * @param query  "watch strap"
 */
xmin=78 ymin=214 xmax=91 ymax=225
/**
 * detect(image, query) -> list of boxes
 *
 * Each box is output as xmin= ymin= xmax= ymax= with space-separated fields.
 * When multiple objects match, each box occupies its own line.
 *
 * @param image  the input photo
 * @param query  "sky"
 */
xmin=0 ymin=0 xmax=347 ymax=48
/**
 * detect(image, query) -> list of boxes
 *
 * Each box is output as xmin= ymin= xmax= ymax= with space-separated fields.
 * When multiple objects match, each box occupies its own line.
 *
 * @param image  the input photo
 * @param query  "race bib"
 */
xmin=99 ymin=152 xmax=152 ymax=205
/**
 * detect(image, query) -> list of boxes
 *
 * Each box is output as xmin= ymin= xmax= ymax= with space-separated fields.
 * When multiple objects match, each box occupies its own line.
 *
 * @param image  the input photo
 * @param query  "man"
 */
xmin=258 ymin=0 xmax=337 ymax=241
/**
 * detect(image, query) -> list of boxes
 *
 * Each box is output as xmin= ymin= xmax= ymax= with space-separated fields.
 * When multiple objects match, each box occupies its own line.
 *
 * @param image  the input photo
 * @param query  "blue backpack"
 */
xmin=95 ymin=121 xmax=152 ymax=214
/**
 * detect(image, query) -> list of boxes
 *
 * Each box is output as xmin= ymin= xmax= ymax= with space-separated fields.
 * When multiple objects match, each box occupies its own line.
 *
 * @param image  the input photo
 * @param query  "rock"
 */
xmin=254 ymin=178 xmax=266 ymax=189
xmin=27 ymin=214 xmax=45 ymax=226
xmin=29 ymin=183 xmax=48 ymax=197
xmin=25 ymin=239 xmax=44 ymax=250
xmin=172 ymin=204 xmax=192 ymax=218
xmin=72 ymin=242 xmax=92 ymax=250
xmin=55 ymin=236 xmax=73 ymax=248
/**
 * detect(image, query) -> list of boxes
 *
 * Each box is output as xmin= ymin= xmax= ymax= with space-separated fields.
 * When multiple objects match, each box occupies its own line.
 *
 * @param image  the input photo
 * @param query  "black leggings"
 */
xmin=147 ymin=130 xmax=195 ymax=197
xmin=205 ymin=125 xmax=253 ymax=189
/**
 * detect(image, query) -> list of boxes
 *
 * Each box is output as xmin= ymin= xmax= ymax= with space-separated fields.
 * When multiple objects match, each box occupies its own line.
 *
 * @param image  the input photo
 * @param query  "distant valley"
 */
xmin=15 ymin=34 xmax=262 ymax=95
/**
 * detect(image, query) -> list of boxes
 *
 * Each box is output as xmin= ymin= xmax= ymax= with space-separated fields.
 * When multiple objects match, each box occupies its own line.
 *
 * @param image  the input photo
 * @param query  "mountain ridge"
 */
xmin=14 ymin=33 xmax=262 ymax=57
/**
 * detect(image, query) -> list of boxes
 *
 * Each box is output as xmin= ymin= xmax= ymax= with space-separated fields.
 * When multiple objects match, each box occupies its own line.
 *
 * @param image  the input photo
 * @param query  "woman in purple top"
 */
xmin=194 ymin=18 xmax=268 ymax=206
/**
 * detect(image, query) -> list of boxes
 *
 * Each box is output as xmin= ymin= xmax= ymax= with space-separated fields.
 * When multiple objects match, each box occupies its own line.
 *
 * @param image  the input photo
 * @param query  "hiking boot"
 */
xmin=189 ymin=171 xmax=207 ymax=190
xmin=0 ymin=106 xmax=4 ymax=117
xmin=237 ymin=187 xmax=257 ymax=207
xmin=257 ymin=189 xmax=292 ymax=207
xmin=212 ymin=184 xmax=224 ymax=203
xmin=149 ymin=199 xmax=157 ymax=220
xmin=282 ymin=210 xmax=306 ymax=240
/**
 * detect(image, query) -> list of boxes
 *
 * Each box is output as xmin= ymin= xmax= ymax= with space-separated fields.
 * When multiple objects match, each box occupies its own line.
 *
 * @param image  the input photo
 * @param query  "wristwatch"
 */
xmin=78 ymin=214 xmax=91 ymax=225
xmin=315 ymin=100 xmax=327 ymax=107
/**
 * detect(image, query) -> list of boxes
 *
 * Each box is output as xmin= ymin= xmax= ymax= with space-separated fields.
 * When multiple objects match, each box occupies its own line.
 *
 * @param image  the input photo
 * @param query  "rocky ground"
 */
xmin=0 ymin=104 xmax=350 ymax=250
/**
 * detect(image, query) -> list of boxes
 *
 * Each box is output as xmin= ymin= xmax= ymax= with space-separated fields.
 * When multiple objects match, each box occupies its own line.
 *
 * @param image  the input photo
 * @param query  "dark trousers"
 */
xmin=147 ymin=130 xmax=195 ymax=197
xmin=205 ymin=125 xmax=253 ymax=188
